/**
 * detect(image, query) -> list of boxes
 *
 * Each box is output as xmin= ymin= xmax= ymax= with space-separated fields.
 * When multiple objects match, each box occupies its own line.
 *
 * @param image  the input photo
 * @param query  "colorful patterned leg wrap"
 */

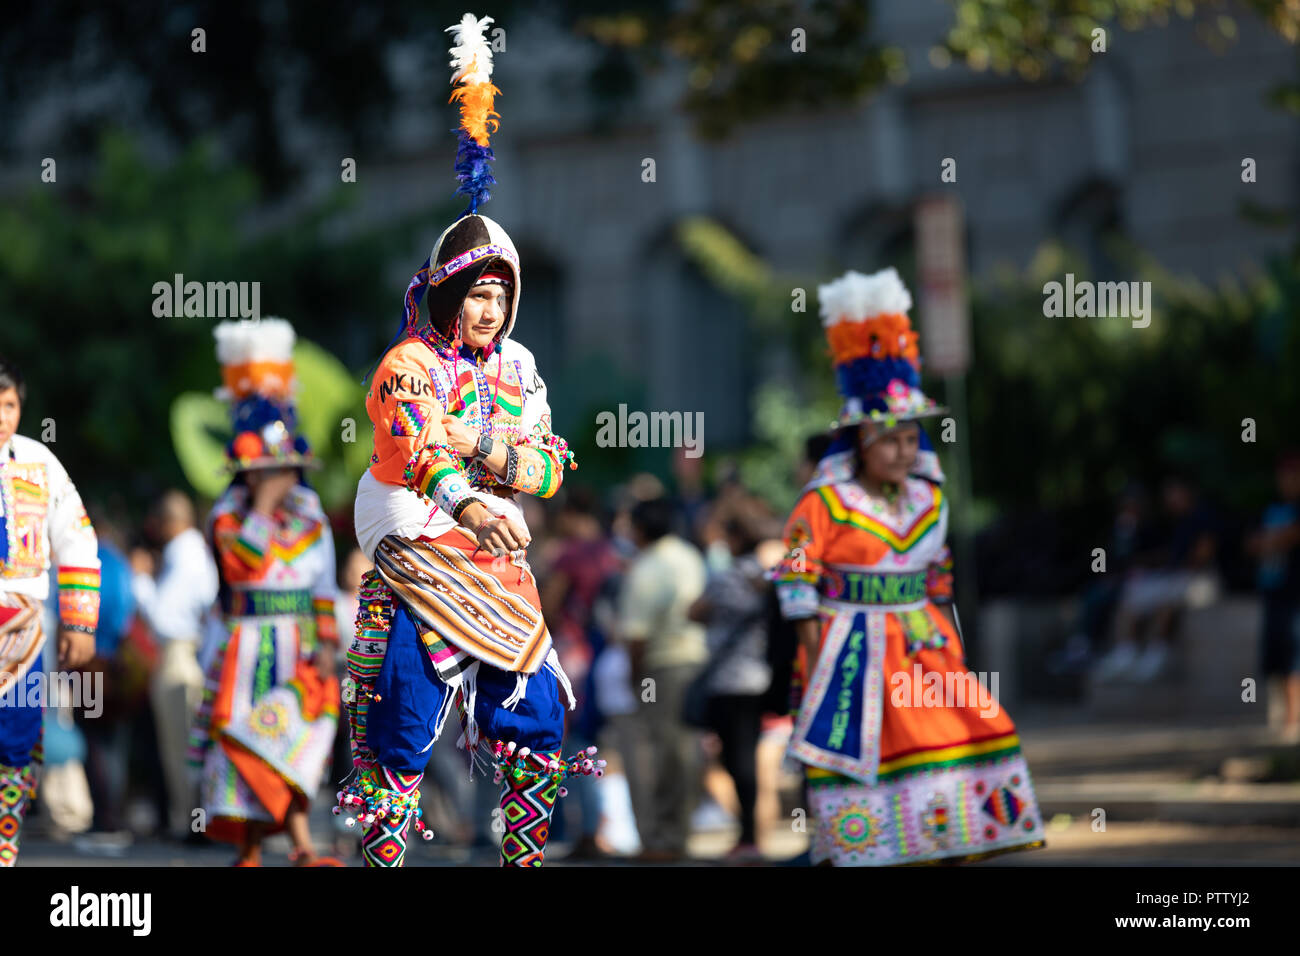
xmin=0 ymin=760 xmax=37 ymax=868
xmin=343 ymin=766 xmax=430 ymax=868
xmin=343 ymin=571 xmax=394 ymax=771
xmin=498 ymin=751 xmax=561 ymax=867
xmin=492 ymin=742 xmax=607 ymax=867
xmin=336 ymin=576 xmax=437 ymax=866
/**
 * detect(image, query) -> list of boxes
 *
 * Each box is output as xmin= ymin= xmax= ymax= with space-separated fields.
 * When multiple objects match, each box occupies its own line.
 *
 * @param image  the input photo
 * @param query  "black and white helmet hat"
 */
xmin=425 ymin=213 xmax=521 ymax=341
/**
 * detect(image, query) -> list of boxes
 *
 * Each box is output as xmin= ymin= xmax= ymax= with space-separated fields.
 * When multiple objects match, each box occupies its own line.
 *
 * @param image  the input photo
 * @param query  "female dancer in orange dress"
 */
xmin=773 ymin=268 xmax=1045 ymax=865
xmin=190 ymin=319 xmax=342 ymax=866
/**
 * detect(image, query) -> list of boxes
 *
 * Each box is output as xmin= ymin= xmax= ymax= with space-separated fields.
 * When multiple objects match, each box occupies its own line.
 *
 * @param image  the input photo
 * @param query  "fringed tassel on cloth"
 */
xmin=545 ymin=649 xmax=577 ymax=710
xmin=444 ymin=662 xmax=481 ymax=760
xmin=0 ymin=761 xmax=37 ymax=868
xmin=497 ymin=651 xmax=575 ymax=715
xmin=500 ymin=672 xmax=528 ymax=711
xmin=429 ymin=673 xmax=461 ymax=752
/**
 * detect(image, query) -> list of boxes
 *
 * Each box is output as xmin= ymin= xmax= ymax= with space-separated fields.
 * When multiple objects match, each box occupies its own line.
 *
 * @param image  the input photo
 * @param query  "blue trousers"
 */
xmin=368 ymin=605 xmax=564 ymax=775
xmin=0 ymin=646 xmax=44 ymax=768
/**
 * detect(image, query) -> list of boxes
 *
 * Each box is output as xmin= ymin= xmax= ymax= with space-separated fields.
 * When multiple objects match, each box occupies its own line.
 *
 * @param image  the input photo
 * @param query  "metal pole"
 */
xmin=944 ymin=369 xmax=979 ymax=660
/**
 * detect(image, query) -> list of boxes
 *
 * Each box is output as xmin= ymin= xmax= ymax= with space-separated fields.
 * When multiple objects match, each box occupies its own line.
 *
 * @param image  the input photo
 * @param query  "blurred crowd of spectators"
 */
xmin=28 ymin=443 xmax=1300 ymax=859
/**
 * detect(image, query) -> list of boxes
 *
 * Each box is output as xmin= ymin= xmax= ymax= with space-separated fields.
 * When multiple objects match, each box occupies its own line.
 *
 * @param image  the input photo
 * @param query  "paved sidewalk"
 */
xmin=18 ymin=710 xmax=1300 ymax=866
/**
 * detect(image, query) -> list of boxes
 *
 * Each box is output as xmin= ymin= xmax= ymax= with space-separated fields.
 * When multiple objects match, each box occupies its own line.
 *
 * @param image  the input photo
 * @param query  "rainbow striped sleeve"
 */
xmin=314 ymin=596 xmax=339 ymax=644
xmin=512 ymin=446 xmax=559 ymax=498
xmin=774 ymin=564 xmax=821 ymax=620
xmin=512 ymin=434 xmax=576 ymax=499
xmin=230 ymin=510 xmax=275 ymax=570
xmin=391 ymin=401 xmax=428 ymax=438
xmin=406 ymin=442 xmax=476 ymax=518
xmin=57 ymin=566 xmax=101 ymax=631
xmin=773 ymin=497 xmax=825 ymax=620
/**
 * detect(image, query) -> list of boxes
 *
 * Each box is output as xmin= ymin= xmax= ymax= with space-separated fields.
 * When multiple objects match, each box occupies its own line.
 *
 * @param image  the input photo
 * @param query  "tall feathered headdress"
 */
xmin=799 ymin=267 xmax=947 ymax=489
xmin=367 ymin=12 xmax=522 ymax=379
xmin=214 ymin=319 xmax=317 ymax=472
xmin=447 ymin=12 xmax=500 ymax=217
xmin=819 ymin=267 xmax=946 ymax=430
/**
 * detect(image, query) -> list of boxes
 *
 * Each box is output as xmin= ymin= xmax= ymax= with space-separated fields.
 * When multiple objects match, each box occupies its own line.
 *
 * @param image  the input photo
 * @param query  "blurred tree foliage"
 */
xmin=2 ymin=2 xmax=1293 ymax=195
xmin=574 ymin=0 xmax=901 ymax=138
xmin=0 ymin=2 xmax=423 ymax=196
xmin=969 ymin=242 xmax=1300 ymax=551
xmin=942 ymin=0 xmax=1298 ymax=80
xmin=577 ymin=0 xmax=1296 ymax=135
xmin=0 ymin=131 xmax=433 ymax=519
xmin=0 ymin=1 xmax=893 ymax=190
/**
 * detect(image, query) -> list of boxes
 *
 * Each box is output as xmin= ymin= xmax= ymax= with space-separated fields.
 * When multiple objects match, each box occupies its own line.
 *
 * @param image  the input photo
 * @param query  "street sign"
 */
xmin=914 ymin=195 xmax=970 ymax=376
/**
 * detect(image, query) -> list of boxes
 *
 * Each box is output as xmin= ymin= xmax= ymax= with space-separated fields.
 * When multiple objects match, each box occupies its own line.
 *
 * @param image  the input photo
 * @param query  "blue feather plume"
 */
xmin=453 ymin=129 xmax=497 ymax=217
xmin=834 ymin=354 xmax=919 ymax=402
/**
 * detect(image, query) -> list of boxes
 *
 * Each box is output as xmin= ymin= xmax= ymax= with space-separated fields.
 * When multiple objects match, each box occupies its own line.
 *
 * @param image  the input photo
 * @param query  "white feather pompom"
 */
xmin=817 ymin=267 xmax=913 ymax=326
xmin=213 ymin=317 xmax=296 ymax=364
xmin=446 ymin=13 xmax=496 ymax=86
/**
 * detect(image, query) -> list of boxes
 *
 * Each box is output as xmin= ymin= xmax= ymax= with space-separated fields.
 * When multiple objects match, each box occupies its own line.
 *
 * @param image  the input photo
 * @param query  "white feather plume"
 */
xmin=817 ymin=267 xmax=913 ymax=326
xmin=213 ymin=318 xmax=296 ymax=364
xmin=446 ymin=13 xmax=496 ymax=86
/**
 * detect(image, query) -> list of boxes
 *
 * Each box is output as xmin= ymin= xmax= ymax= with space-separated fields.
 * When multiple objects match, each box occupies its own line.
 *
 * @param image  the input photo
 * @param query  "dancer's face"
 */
xmin=0 ymin=387 xmax=20 ymax=449
xmin=459 ymin=282 xmax=510 ymax=350
xmin=859 ymin=421 xmax=919 ymax=486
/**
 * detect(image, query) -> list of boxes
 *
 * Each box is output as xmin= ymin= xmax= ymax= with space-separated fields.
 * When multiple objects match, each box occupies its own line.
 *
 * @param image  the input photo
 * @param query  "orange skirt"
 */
xmin=792 ymin=602 xmax=1045 ymax=865
xmin=197 ymin=617 xmax=339 ymax=845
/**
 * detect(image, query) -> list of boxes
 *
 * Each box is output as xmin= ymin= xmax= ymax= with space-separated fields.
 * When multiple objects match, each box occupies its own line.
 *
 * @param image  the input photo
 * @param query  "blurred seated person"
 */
xmin=1049 ymin=482 xmax=1152 ymax=675
xmin=1093 ymin=475 xmax=1220 ymax=683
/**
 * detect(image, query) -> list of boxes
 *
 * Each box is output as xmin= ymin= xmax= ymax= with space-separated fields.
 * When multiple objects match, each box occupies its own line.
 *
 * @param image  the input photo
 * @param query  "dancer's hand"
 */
xmin=795 ymin=618 xmax=820 ymax=680
xmin=441 ymin=415 xmax=480 ymax=458
xmin=58 ymin=627 xmax=95 ymax=669
xmin=475 ymin=514 xmax=530 ymax=556
xmin=248 ymin=467 xmax=298 ymax=515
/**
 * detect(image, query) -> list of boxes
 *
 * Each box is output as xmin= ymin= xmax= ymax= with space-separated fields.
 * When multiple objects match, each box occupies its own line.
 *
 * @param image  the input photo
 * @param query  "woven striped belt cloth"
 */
xmin=227 ymin=588 xmax=313 ymax=618
xmin=0 ymin=592 xmax=43 ymax=696
xmin=818 ymin=568 xmax=929 ymax=606
xmin=374 ymin=536 xmax=549 ymax=675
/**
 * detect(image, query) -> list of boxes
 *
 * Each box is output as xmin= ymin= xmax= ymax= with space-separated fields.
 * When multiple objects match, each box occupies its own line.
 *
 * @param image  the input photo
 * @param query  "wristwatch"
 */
xmin=475 ymin=433 xmax=495 ymax=460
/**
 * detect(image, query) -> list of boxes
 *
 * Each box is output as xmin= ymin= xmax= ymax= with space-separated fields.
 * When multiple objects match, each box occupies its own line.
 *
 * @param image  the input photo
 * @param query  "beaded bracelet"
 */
xmin=503 ymin=444 xmax=519 ymax=486
xmin=450 ymin=498 xmax=475 ymax=523
xmin=62 ymin=623 xmax=97 ymax=635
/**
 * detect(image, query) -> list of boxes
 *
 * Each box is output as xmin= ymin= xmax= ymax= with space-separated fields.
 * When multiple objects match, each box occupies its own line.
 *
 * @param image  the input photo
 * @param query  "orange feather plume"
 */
xmin=449 ymin=76 xmax=501 ymax=147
